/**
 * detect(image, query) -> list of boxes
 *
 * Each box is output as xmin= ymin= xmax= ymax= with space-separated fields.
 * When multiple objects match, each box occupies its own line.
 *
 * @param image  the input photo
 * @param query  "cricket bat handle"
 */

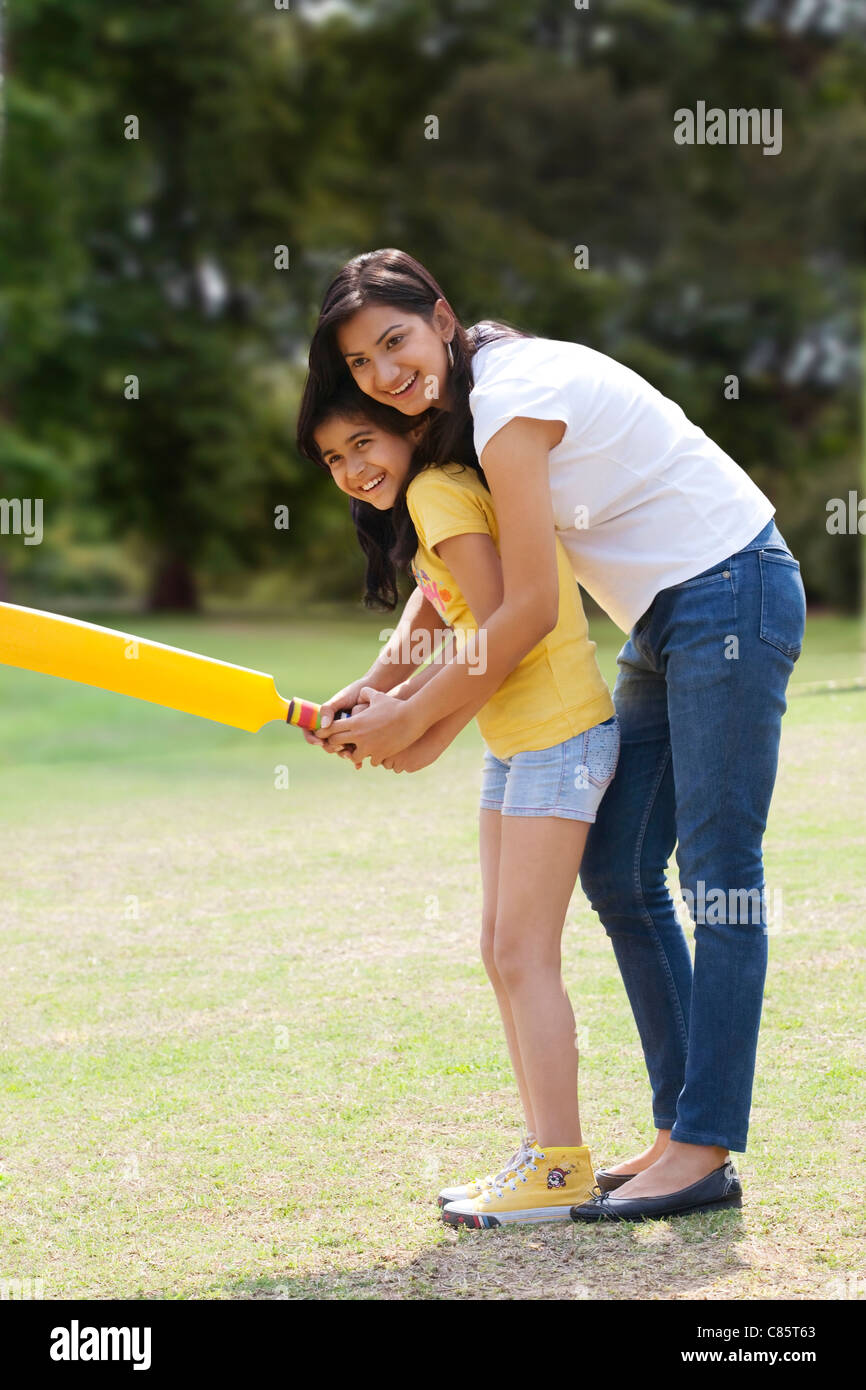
xmin=286 ymin=698 xmax=351 ymax=732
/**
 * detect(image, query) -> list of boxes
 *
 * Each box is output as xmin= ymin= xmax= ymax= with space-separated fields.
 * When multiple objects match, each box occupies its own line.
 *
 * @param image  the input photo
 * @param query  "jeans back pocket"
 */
xmin=759 ymin=550 xmax=806 ymax=660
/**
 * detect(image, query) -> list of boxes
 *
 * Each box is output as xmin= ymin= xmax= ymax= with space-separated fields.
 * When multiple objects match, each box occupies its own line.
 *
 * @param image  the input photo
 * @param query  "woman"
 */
xmin=296 ymin=248 xmax=806 ymax=1221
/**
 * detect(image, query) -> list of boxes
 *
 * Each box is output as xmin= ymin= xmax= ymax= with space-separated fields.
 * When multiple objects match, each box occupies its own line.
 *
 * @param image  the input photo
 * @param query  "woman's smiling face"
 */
xmin=313 ymin=414 xmax=415 ymax=510
xmin=336 ymin=301 xmax=455 ymax=415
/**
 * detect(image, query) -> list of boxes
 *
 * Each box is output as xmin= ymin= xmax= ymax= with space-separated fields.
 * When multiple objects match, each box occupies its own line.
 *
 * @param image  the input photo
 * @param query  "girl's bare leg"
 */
xmin=479 ymin=808 xmax=536 ymax=1139
xmin=493 ymin=815 xmax=591 ymax=1148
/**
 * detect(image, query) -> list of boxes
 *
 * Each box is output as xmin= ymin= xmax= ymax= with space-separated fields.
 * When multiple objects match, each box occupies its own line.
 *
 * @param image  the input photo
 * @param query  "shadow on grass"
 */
xmin=226 ymin=1209 xmax=747 ymax=1301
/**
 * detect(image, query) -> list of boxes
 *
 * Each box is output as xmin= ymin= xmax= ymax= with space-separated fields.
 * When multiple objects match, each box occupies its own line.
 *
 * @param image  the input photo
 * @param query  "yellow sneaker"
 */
xmin=442 ymin=1143 xmax=596 ymax=1227
xmin=437 ymin=1135 xmax=536 ymax=1209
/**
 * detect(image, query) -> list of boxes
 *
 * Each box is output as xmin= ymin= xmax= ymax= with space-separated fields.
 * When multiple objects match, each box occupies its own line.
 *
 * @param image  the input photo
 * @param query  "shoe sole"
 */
xmin=437 ymin=1180 xmax=524 ymax=1207
xmin=571 ymin=1193 xmax=743 ymax=1223
xmin=443 ymin=1204 xmax=578 ymax=1228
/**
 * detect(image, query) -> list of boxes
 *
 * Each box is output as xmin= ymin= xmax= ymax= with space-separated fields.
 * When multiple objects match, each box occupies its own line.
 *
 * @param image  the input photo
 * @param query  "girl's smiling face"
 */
xmin=336 ymin=301 xmax=455 ymax=415
xmin=314 ymin=415 xmax=415 ymax=509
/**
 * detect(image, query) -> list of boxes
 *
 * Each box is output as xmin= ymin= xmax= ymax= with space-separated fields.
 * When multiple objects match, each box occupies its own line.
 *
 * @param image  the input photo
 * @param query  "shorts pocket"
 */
xmin=759 ymin=550 xmax=806 ymax=660
xmin=584 ymin=717 xmax=621 ymax=788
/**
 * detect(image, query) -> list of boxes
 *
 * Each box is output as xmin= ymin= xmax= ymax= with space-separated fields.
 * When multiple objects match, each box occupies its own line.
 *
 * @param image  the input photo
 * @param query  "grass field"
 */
xmin=0 ymin=607 xmax=863 ymax=1301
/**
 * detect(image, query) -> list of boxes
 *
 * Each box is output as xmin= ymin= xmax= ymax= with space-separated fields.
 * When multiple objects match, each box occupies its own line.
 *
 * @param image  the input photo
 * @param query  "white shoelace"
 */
xmin=473 ymin=1135 xmax=536 ymax=1191
xmin=482 ymin=1148 xmax=547 ymax=1202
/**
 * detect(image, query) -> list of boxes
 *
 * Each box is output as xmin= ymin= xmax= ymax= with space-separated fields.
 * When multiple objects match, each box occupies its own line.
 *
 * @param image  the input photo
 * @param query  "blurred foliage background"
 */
xmin=0 ymin=0 xmax=863 ymax=614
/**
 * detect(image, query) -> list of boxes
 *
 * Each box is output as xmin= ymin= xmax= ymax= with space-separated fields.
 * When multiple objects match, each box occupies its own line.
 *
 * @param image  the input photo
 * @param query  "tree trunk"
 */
xmin=147 ymin=556 xmax=199 ymax=612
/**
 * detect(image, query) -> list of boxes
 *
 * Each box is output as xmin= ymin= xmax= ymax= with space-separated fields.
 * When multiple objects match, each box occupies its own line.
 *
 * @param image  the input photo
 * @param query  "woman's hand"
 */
xmin=320 ymin=687 xmax=423 ymax=766
xmin=296 ymin=676 xmax=369 ymax=759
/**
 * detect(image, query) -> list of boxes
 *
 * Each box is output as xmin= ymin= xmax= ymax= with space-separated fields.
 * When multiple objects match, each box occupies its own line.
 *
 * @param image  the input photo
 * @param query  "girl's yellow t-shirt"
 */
xmin=406 ymin=463 xmax=614 ymax=759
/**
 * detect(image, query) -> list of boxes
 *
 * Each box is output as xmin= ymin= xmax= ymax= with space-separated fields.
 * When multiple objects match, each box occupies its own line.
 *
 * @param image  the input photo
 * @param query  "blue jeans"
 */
xmin=579 ymin=520 xmax=806 ymax=1151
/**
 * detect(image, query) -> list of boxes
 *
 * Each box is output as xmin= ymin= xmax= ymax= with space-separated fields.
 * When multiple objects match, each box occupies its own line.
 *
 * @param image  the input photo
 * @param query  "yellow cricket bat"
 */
xmin=0 ymin=601 xmax=341 ymax=733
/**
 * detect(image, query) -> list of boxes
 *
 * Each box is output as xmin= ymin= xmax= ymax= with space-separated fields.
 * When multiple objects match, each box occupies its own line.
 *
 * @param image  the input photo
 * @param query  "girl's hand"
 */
xmin=380 ymin=723 xmax=451 ymax=774
xmin=320 ymin=687 xmax=422 ymax=766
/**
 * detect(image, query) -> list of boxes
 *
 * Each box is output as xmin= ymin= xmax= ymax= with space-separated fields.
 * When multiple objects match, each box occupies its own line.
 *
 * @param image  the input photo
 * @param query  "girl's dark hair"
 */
xmin=296 ymin=248 xmax=530 ymax=610
xmin=300 ymin=379 xmax=421 ymax=611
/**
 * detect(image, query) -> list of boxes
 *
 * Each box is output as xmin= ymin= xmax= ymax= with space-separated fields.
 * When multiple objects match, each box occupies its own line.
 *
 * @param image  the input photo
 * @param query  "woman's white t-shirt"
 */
xmin=468 ymin=335 xmax=775 ymax=633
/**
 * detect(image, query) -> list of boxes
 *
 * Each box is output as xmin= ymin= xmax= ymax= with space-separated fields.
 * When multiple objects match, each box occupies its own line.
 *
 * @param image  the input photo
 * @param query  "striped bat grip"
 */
xmin=286 ymin=698 xmax=352 ymax=732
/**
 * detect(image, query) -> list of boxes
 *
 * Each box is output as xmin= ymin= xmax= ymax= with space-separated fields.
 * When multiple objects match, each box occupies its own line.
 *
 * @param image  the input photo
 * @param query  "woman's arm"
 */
xmin=325 ymin=417 xmax=564 ymax=764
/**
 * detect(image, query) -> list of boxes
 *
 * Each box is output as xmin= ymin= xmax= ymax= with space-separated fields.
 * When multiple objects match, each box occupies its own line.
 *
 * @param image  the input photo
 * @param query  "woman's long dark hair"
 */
xmin=296 ymin=248 xmax=529 ymax=609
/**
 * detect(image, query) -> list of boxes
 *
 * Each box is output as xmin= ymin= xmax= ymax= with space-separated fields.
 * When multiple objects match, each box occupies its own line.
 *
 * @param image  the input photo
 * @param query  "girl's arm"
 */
xmin=389 ymin=531 xmax=504 ymax=699
xmin=388 ymin=635 xmax=454 ymax=699
xmin=326 ymin=417 xmax=564 ymax=764
xmin=357 ymin=588 xmax=446 ymax=693
xmin=368 ymin=532 xmax=504 ymax=770
xmin=302 ymin=587 xmax=445 ymax=753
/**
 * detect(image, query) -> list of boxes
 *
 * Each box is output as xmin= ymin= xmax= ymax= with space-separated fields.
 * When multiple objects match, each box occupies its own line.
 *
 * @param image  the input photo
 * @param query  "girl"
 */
xmin=298 ymin=248 xmax=806 ymax=1223
xmin=299 ymin=379 xmax=620 ymax=1227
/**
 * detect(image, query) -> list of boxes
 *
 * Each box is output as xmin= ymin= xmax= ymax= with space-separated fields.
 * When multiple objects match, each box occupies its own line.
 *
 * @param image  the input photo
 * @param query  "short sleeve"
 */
xmin=470 ymin=375 xmax=571 ymax=461
xmin=406 ymin=468 xmax=494 ymax=551
xmin=469 ymin=340 xmax=573 ymax=461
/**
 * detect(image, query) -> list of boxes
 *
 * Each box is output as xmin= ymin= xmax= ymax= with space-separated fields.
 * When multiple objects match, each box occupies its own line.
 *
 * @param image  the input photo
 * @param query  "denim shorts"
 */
xmin=480 ymin=716 xmax=621 ymax=822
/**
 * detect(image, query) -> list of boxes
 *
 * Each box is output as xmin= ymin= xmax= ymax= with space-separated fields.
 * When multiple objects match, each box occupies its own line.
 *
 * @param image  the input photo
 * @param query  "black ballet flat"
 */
xmin=594 ymin=1168 xmax=636 ymax=1192
xmin=572 ymin=1161 xmax=743 ymax=1222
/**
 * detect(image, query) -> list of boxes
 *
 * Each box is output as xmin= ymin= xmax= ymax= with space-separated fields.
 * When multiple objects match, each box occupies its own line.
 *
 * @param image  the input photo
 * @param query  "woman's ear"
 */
xmin=432 ymin=298 xmax=456 ymax=341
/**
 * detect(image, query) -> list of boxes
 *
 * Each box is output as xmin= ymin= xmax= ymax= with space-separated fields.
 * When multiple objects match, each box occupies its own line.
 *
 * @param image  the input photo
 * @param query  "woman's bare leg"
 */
xmin=604 ymin=1130 xmax=672 ymax=1174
